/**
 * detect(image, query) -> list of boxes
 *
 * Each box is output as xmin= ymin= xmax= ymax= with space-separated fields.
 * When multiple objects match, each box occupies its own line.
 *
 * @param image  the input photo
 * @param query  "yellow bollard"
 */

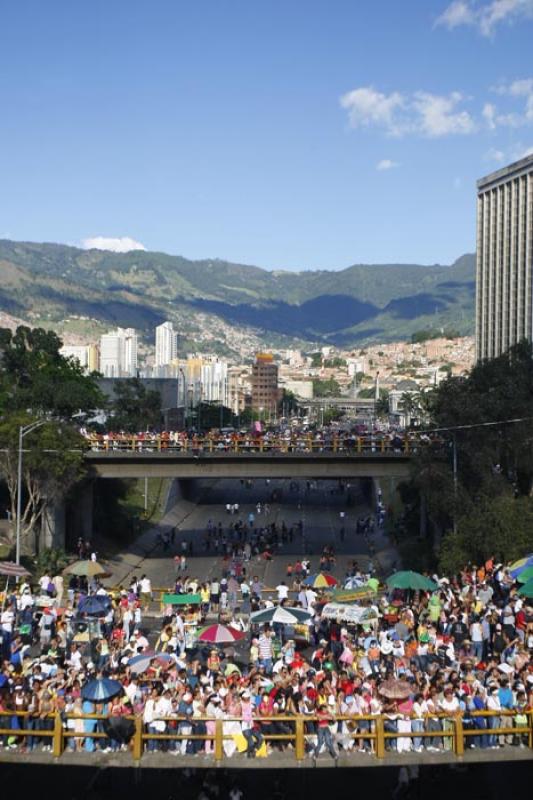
xmin=52 ymin=712 xmax=63 ymax=758
xmin=215 ymin=719 xmax=224 ymax=762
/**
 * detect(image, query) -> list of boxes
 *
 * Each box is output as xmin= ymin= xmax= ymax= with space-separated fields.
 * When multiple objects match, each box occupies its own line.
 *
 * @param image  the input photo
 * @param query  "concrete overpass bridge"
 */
xmin=84 ymin=450 xmax=415 ymax=480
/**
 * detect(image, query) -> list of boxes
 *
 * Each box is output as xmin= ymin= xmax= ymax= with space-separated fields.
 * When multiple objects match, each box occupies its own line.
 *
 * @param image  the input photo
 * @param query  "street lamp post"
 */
xmin=16 ymin=419 xmax=47 ymax=566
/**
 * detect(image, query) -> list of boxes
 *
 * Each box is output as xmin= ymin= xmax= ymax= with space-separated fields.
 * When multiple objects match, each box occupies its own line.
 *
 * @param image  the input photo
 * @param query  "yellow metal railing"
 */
xmin=1 ymin=709 xmax=531 ymax=762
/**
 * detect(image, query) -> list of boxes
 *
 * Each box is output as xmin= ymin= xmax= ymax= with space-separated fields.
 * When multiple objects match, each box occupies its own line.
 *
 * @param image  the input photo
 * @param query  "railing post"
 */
xmin=215 ymin=719 xmax=224 ymax=762
xmin=528 ymin=710 xmax=533 ymax=750
xmin=404 ymin=438 xmax=409 ymax=454
xmin=132 ymin=716 xmax=143 ymax=761
xmin=295 ymin=717 xmax=305 ymax=761
xmin=52 ymin=711 xmax=63 ymax=757
xmin=131 ymin=436 xmax=136 ymax=451
xmin=375 ymin=716 xmax=385 ymax=759
xmin=357 ymin=437 xmax=362 ymax=453
xmin=157 ymin=437 xmax=162 ymax=452
xmin=380 ymin=438 xmax=385 ymax=453
xmin=454 ymin=714 xmax=464 ymax=756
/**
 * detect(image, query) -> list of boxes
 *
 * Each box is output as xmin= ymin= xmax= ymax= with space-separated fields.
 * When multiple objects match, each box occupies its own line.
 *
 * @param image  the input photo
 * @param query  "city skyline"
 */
xmin=1 ymin=1 xmax=532 ymax=271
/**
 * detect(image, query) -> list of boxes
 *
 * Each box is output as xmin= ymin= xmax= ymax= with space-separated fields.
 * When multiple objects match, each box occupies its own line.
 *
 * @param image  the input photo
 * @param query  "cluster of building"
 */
xmin=56 ymin=151 xmax=533 ymax=426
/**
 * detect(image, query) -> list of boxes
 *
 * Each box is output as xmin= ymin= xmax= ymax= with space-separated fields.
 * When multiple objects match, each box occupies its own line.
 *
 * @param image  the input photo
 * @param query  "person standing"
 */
xmin=312 ymin=703 xmax=338 ymax=763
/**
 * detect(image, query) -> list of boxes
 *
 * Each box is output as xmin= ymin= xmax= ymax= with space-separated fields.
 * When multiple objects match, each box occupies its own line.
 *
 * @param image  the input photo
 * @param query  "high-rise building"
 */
xmin=100 ymin=327 xmax=138 ymax=377
xmin=251 ymin=353 xmax=280 ymax=417
xmin=475 ymin=153 xmax=533 ymax=361
xmin=155 ymin=321 xmax=178 ymax=369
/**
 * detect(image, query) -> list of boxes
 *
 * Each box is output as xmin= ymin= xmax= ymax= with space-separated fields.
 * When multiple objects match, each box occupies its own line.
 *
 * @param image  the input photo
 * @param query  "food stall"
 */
xmin=161 ymin=593 xmax=202 ymax=649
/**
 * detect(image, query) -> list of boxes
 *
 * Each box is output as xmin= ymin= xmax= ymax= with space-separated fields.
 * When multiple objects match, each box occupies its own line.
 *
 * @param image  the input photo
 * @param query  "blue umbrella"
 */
xmin=77 ymin=595 xmax=112 ymax=616
xmin=81 ymin=678 xmax=123 ymax=702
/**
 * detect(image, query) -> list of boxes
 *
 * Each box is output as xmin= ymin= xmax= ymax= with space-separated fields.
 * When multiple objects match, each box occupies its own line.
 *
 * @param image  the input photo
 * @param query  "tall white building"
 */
xmin=155 ymin=321 xmax=178 ymax=369
xmin=100 ymin=327 xmax=138 ymax=377
xmin=476 ymin=153 xmax=533 ymax=360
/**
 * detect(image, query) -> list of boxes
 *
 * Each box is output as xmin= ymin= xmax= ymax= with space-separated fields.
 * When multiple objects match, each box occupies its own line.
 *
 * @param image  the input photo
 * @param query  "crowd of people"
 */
xmin=81 ymin=427 xmax=442 ymax=455
xmin=1 ymin=551 xmax=532 ymax=760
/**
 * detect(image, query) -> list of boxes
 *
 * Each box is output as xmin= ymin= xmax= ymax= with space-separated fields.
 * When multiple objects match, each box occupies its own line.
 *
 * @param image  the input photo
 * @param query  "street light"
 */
xmin=16 ymin=419 xmax=48 ymax=566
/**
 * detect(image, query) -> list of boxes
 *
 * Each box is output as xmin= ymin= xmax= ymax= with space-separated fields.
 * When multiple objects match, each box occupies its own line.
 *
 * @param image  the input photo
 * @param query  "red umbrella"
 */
xmin=197 ymin=624 xmax=246 ymax=644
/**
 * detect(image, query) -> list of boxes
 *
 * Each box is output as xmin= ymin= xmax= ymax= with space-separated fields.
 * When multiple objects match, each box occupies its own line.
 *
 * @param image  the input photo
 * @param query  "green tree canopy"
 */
xmin=0 ymin=326 xmax=103 ymax=417
xmin=108 ymin=378 xmax=162 ymax=432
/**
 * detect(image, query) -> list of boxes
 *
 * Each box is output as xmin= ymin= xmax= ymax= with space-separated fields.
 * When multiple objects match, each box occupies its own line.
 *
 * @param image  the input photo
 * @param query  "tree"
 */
xmin=312 ymin=378 xmax=340 ymax=398
xmin=0 ymin=326 xmax=103 ymax=417
xmin=0 ymin=415 xmax=86 ymax=553
xmin=439 ymin=495 xmax=533 ymax=575
xmin=108 ymin=379 xmax=162 ymax=432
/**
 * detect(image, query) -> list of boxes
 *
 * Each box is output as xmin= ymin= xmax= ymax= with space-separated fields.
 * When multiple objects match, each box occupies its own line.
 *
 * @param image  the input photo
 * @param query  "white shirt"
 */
xmin=276 ymin=584 xmax=289 ymax=601
xmin=139 ymin=578 xmax=151 ymax=593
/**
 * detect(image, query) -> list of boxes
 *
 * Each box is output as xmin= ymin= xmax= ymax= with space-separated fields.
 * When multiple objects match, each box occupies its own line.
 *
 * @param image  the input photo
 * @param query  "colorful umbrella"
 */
xmin=516 ymin=566 xmax=533 ymax=584
xmin=509 ymin=555 xmax=533 ymax=579
xmin=197 ymin=624 xmax=246 ymax=644
xmin=250 ymin=606 xmax=313 ymax=625
xmin=378 ymin=678 xmax=412 ymax=700
xmin=303 ymin=573 xmax=339 ymax=589
xmin=386 ymin=571 xmax=438 ymax=591
xmin=128 ymin=651 xmax=173 ymax=675
xmin=0 ymin=562 xmax=31 ymax=578
xmin=81 ymin=678 xmax=123 ymax=702
xmin=65 ymin=560 xmax=110 ymax=578
xmin=517 ymin=578 xmax=533 ymax=598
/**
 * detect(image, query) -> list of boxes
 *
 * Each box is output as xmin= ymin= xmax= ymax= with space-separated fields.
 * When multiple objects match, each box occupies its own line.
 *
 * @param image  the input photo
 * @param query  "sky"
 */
xmin=0 ymin=0 xmax=532 ymax=271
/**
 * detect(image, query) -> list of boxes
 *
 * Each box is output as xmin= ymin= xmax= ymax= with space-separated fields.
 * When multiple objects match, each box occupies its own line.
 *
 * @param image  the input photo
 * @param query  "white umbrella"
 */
xmin=250 ymin=606 xmax=312 ymax=625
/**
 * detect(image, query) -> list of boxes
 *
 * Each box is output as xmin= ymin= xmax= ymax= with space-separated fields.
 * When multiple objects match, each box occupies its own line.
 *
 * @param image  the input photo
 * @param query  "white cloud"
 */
xmin=484 ymin=146 xmax=506 ymax=161
xmin=340 ymin=86 xmax=475 ymax=137
xmin=81 ymin=236 xmax=146 ymax=253
xmin=412 ymin=91 xmax=476 ymax=136
xmin=436 ymin=0 xmax=533 ymax=36
xmin=376 ymin=159 xmax=400 ymax=171
xmin=340 ymin=87 xmax=406 ymax=135
xmin=487 ymin=78 xmax=533 ymax=127
xmin=435 ymin=1 xmax=476 ymax=28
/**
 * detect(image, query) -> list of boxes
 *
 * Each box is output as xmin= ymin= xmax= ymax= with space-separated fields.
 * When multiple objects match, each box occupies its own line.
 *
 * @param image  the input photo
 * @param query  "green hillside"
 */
xmin=0 ymin=239 xmax=475 ymax=348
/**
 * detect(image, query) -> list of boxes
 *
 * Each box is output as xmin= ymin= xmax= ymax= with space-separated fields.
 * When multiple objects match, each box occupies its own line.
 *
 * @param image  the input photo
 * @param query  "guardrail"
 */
xmin=1 ymin=709 xmax=531 ymax=762
xmin=84 ymin=435 xmax=439 ymax=455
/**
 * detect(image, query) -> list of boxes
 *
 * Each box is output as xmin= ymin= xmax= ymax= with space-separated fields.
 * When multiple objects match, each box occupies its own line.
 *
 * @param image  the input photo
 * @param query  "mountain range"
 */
xmin=0 ymin=239 xmax=476 ymax=351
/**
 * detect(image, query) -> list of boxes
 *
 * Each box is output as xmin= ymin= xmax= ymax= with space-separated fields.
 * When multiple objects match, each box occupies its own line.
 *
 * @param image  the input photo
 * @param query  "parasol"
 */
xmin=64 ymin=560 xmax=110 ymax=578
xmin=303 ymin=573 xmax=338 ymax=589
xmin=197 ymin=624 xmax=246 ymax=644
xmin=386 ymin=571 xmax=438 ymax=592
xmin=250 ymin=606 xmax=312 ymax=625
xmin=378 ymin=678 xmax=412 ymax=700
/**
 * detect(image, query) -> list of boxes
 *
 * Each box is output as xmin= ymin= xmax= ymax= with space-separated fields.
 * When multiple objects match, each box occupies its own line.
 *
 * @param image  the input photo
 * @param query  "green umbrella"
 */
xmin=386 ymin=571 xmax=438 ymax=592
xmin=517 ymin=567 xmax=533 ymax=584
xmin=517 ymin=578 xmax=533 ymax=598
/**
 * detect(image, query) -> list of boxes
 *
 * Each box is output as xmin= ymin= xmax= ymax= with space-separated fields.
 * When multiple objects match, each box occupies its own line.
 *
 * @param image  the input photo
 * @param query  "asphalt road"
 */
xmin=107 ymin=478 xmax=399 ymax=595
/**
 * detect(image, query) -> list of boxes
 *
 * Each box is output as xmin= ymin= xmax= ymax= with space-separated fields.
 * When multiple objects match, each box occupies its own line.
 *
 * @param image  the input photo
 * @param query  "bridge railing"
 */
xmin=1 ymin=709 xmax=531 ymax=762
xmin=84 ymin=435 xmax=439 ymax=455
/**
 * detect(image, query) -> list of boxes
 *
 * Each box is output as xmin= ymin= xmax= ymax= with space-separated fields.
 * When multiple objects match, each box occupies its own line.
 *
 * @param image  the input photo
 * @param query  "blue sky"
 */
xmin=0 ymin=0 xmax=532 ymax=270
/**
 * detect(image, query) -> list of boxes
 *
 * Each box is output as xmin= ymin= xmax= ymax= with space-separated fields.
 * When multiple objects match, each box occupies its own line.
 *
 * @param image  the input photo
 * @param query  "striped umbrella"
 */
xmin=509 ymin=555 xmax=533 ymax=579
xmin=81 ymin=678 xmax=123 ymax=702
xmin=128 ymin=651 xmax=173 ymax=675
xmin=250 ymin=606 xmax=313 ymax=625
xmin=65 ymin=560 xmax=110 ymax=578
xmin=197 ymin=624 xmax=246 ymax=644
xmin=303 ymin=573 xmax=339 ymax=589
xmin=516 ymin=566 xmax=533 ymax=584
xmin=0 ymin=562 xmax=31 ymax=577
